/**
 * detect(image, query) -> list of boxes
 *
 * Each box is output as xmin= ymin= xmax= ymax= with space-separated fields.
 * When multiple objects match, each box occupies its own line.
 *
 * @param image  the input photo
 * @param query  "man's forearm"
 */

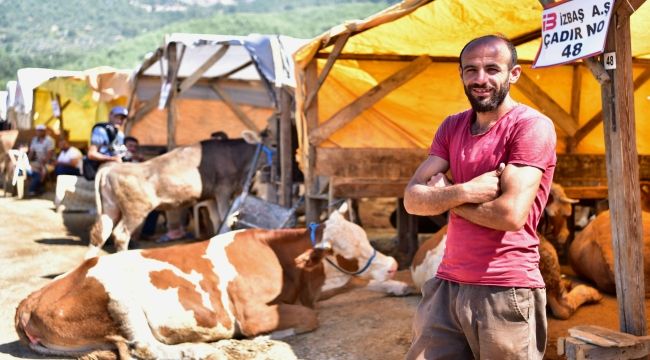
xmin=404 ymin=183 xmax=467 ymax=216
xmin=452 ymin=200 xmax=522 ymax=232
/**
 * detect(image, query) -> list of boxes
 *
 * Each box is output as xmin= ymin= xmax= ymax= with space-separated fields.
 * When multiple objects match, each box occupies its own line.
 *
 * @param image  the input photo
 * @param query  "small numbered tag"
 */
xmin=604 ymin=52 xmax=616 ymax=70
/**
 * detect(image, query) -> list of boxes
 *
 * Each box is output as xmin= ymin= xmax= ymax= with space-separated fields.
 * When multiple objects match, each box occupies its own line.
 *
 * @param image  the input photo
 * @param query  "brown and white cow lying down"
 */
xmin=569 ymin=210 xmax=650 ymax=297
xmin=86 ymin=132 xmax=265 ymax=259
xmin=410 ymin=226 xmax=602 ymax=320
xmin=16 ymin=208 xmax=410 ymax=359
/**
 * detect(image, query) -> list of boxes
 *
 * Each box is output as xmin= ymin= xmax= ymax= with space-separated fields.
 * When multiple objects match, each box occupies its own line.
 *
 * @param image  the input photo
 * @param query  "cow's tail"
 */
xmin=86 ymin=166 xmax=112 ymax=259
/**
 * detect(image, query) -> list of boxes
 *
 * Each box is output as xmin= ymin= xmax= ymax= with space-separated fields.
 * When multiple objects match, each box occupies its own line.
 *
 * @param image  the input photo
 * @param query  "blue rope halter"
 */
xmin=261 ymin=145 xmax=275 ymax=166
xmin=308 ymin=222 xmax=377 ymax=276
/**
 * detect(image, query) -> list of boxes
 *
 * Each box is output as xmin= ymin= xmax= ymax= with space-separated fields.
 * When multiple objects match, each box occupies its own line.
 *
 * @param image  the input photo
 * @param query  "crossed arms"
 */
xmin=403 ymin=155 xmax=543 ymax=232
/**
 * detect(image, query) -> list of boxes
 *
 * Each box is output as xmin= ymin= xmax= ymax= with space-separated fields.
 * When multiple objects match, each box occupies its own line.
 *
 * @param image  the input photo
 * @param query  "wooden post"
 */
xmin=600 ymin=8 xmax=646 ymax=336
xmin=304 ymin=59 xmax=323 ymax=223
xmin=566 ymin=64 xmax=582 ymax=153
xmin=166 ymin=42 xmax=179 ymax=150
xmin=126 ymin=48 xmax=163 ymax=135
xmin=209 ymin=83 xmax=261 ymax=133
xmin=572 ymin=67 xmax=650 ymax=148
xmin=515 ymin=72 xmax=578 ymax=136
xmin=308 ymin=55 xmax=432 ymax=146
xmin=179 ymin=45 xmax=229 ymax=94
xmin=279 ymin=86 xmax=293 ymax=207
xmin=303 ymin=32 xmax=350 ymax=111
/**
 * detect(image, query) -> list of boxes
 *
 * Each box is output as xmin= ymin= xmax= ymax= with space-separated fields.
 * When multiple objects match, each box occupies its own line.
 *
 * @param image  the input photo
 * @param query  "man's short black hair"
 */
xmin=459 ymin=34 xmax=518 ymax=69
xmin=124 ymin=136 xmax=139 ymax=144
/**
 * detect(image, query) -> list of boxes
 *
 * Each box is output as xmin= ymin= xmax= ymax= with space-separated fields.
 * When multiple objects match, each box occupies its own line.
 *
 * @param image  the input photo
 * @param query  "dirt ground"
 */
xmin=0 ymin=193 xmax=648 ymax=360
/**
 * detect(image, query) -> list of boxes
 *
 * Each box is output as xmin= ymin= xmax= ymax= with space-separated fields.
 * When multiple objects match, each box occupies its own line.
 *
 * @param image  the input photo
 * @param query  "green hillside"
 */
xmin=0 ymin=0 xmax=399 ymax=87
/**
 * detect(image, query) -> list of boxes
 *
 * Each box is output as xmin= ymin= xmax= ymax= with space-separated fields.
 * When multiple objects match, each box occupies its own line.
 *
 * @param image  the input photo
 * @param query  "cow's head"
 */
xmin=317 ymin=203 xmax=398 ymax=282
xmin=542 ymin=183 xmax=579 ymax=247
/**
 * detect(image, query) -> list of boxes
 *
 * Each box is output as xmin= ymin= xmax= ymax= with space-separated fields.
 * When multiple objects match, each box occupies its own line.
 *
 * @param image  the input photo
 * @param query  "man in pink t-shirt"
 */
xmin=404 ymin=35 xmax=556 ymax=360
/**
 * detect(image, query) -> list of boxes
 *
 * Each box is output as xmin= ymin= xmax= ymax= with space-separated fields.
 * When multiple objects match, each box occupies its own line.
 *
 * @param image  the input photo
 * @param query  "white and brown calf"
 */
xmin=16 ymin=208 xmax=409 ymax=359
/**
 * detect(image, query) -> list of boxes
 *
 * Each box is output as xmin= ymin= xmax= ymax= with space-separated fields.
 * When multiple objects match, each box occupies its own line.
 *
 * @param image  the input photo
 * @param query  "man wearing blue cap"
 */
xmin=83 ymin=105 xmax=128 ymax=180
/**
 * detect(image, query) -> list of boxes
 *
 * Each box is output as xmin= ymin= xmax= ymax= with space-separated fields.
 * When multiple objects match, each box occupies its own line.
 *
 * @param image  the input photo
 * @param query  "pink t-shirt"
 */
xmin=429 ymin=105 xmax=556 ymax=288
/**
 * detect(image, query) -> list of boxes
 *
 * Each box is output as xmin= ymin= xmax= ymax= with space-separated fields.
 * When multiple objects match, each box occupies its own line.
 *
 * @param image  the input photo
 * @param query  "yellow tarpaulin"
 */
xmin=294 ymin=0 xmax=650 ymax=170
xmin=33 ymin=67 xmax=132 ymax=143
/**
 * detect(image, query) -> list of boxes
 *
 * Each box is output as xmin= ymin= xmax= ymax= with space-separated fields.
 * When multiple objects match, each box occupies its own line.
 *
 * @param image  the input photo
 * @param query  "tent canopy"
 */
xmin=131 ymin=33 xmax=306 ymax=146
xmin=14 ymin=67 xmax=131 ymax=142
xmin=294 ymin=0 xmax=650 ymax=163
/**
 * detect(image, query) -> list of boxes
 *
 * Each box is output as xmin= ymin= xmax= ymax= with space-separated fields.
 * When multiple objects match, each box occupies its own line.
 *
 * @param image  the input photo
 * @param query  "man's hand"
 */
xmin=462 ymin=163 xmax=505 ymax=204
xmin=426 ymin=173 xmax=452 ymax=188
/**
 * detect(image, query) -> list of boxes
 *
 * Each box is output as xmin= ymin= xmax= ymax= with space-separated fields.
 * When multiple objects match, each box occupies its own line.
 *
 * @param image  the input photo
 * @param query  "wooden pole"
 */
xmin=166 ymin=42 xmax=179 ymax=150
xmin=209 ymin=83 xmax=261 ymax=133
xmin=55 ymin=94 xmax=64 ymax=131
xmin=600 ymin=7 xmax=646 ymax=336
xmin=309 ymin=55 xmax=431 ymax=146
xmin=566 ymin=64 xmax=582 ymax=152
xmin=126 ymin=48 xmax=163 ymax=135
xmin=573 ymin=68 xmax=650 ymax=147
xmin=304 ymin=59 xmax=323 ymax=223
xmin=279 ymin=86 xmax=293 ymax=207
xmin=179 ymin=45 xmax=229 ymax=94
xmin=303 ymin=32 xmax=350 ymax=111
xmin=539 ymin=0 xmax=647 ymax=337
xmin=515 ymin=72 xmax=578 ymax=136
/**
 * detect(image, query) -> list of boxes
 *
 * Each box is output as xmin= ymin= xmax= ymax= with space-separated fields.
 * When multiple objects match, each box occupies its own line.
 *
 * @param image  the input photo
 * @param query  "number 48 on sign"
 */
xmin=533 ymin=0 xmax=615 ymax=68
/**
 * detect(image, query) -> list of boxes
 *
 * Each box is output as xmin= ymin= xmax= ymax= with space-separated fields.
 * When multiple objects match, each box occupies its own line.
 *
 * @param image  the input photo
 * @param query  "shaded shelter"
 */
xmin=129 ymin=33 xmax=306 ymax=205
xmin=9 ymin=67 xmax=131 ymax=144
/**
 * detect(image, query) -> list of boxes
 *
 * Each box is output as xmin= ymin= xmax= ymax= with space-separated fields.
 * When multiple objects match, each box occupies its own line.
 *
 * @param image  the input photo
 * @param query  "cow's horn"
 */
xmin=241 ymin=130 xmax=261 ymax=144
xmin=315 ymin=241 xmax=332 ymax=250
xmin=561 ymin=196 xmax=579 ymax=204
xmin=336 ymin=201 xmax=349 ymax=215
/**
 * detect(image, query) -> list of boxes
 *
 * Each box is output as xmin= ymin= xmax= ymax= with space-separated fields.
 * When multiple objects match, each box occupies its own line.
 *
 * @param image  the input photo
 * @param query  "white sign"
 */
xmin=603 ymin=51 xmax=616 ymax=69
xmin=533 ymin=0 xmax=615 ymax=68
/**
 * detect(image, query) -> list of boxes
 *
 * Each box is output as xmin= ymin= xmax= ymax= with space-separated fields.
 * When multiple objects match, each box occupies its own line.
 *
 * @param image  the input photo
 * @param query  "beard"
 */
xmin=464 ymin=81 xmax=510 ymax=113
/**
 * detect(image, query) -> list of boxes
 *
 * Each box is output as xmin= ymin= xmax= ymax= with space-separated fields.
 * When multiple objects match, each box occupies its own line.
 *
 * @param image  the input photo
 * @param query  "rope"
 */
xmin=308 ymin=222 xmax=376 ymax=276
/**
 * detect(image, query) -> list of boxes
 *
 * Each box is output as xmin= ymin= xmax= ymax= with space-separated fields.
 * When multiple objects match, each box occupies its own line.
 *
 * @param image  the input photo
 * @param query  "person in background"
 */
xmin=83 ymin=106 xmax=127 ymax=180
xmin=8 ymin=142 xmax=31 ymax=187
xmin=27 ymin=124 xmax=55 ymax=195
xmin=123 ymin=136 xmax=145 ymax=163
xmin=54 ymin=136 xmax=82 ymax=176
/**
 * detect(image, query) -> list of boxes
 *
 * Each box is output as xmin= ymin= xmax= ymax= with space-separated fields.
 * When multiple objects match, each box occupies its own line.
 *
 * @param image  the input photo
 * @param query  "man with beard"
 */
xmin=403 ymin=35 xmax=556 ymax=359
